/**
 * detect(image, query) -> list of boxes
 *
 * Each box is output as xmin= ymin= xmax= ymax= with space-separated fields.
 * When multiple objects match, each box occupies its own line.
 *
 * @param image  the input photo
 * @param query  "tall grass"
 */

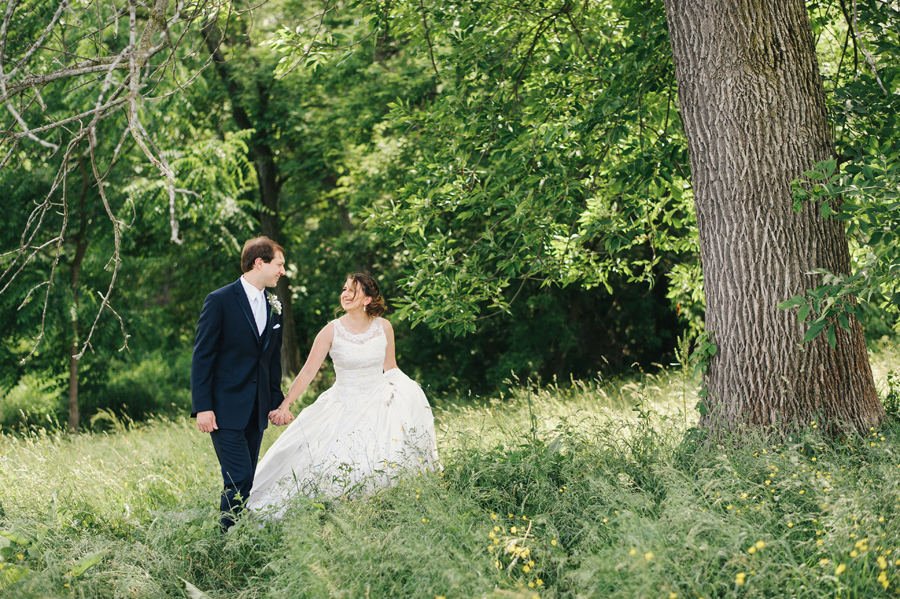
xmin=2 ymin=346 xmax=899 ymax=598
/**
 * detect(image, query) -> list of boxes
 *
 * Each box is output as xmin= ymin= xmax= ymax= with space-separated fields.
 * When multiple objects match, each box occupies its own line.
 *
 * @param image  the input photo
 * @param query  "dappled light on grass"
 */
xmin=2 ymin=348 xmax=900 ymax=597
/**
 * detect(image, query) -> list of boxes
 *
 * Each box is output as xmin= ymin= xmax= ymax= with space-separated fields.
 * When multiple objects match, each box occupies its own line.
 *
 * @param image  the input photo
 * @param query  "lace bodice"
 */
xmin=329 ymin=318 xmax=387 ymax=392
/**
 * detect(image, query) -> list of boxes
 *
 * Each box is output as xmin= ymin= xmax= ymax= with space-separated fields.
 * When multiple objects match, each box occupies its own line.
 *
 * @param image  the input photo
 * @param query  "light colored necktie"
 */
xmin=253 ymin=293 xmax=266 ymax=335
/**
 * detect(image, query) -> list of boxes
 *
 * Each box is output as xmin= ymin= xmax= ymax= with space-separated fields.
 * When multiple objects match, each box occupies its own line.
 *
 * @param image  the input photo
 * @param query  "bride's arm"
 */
xmin=276 ymin=322 xmax=335 ymax=413
xmin=382 ymin=319 xmax=398 ymax=372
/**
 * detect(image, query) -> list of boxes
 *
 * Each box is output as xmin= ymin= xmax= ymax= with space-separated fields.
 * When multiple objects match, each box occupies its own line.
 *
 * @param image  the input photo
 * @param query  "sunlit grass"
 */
xmin=1 ymin=343 xmax=899 ymax=598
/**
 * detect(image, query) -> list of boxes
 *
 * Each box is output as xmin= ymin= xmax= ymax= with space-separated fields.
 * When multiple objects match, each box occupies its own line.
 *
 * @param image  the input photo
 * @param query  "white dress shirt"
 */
xmin=240 ymin=276 xmax=267 ymax=336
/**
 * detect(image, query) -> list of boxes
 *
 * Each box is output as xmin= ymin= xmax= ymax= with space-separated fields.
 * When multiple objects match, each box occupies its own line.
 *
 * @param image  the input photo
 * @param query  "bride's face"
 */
xmin=340 ymin=279 xmax=369 ymax=312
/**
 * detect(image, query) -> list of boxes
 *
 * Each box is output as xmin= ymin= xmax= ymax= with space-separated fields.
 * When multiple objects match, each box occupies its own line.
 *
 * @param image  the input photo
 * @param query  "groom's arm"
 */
xmin=191 ymin=292 xmax=223 ymax=417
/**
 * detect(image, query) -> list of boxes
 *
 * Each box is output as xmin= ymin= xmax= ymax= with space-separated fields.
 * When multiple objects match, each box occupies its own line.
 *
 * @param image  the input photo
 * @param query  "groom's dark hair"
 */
xmin=241 ymin=236 xmax=285 ymax=273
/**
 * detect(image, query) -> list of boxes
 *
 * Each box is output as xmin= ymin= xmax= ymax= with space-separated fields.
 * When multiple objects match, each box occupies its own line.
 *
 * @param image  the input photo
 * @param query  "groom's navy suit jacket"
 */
xmin=190 ymin=279 xmax=285 ymax=431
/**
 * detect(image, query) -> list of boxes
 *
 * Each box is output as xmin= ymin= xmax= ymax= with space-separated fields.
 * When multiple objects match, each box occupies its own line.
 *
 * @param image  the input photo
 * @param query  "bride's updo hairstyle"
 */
xmin=347 ymin=273 xmax=387 ymax=317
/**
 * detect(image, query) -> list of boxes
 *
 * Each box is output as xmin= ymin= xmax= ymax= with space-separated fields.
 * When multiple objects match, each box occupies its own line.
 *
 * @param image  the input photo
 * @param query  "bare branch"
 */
xmin=851 ymin=0 xmax=889 ymax=94
xmin=76 ymin=127 xmax=124 ymax=359
xmin=418 ymin=0 xmax=439 ymax=79
xmin=5 ymin=0 xmax=68 ymax=81
xmin=0 ymin=0 xmax=246 ymax=365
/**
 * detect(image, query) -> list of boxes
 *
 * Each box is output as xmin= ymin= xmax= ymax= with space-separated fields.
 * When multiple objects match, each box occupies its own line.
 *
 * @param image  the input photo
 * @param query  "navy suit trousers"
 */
xmin=209 ymin=400 xmax=264 ymax=531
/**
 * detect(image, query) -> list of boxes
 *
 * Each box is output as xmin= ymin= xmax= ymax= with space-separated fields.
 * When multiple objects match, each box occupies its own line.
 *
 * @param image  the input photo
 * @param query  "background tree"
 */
xmin=0 ymin=0 xmax=257 ymax=429
xmin=200 ymin=8 xmax=304 ymax=374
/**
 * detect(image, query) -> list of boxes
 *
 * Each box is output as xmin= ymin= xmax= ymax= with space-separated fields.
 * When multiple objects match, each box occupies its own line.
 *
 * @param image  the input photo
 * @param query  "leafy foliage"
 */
xmin=355 ymin=0 xmax=698 ymax=335
xmin=782 ymin=0 xmax=900 ymax=344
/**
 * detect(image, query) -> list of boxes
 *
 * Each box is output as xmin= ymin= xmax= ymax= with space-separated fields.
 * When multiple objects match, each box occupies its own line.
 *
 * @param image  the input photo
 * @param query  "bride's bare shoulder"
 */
xmin=379 ymin=318 xmax=394 ymax=339
xmin=316 ymin=321 xmax=336 ymax=345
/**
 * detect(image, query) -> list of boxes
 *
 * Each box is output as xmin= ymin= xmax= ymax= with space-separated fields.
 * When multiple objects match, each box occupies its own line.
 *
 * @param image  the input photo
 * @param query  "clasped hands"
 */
xmin=268 ymin=407 xmax=294 ymax=426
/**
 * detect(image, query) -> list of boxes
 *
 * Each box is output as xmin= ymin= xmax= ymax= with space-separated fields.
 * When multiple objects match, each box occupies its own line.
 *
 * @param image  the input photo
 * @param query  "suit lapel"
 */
xmin=233 ymin=279 xmax=262 ymax=344
xmin=261 ymin=292 xmax=273 ymax=351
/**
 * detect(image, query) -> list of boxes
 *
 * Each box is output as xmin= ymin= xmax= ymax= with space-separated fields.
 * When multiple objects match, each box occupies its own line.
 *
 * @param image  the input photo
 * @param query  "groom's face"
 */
xmin=257 ymin=251 xmax=286 ymax=288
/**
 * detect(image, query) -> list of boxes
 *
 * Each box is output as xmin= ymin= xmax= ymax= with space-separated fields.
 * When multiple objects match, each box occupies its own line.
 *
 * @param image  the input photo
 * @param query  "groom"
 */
xmin=191 ymin=236 xmax=293 ymax=531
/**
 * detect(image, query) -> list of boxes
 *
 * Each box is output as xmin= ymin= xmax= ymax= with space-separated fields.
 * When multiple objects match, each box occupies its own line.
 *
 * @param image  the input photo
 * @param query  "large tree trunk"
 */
xmin=204 ymin=23 xmax=302 ymax=376
xmin=662 ymin=0 xmax=883 ymax=434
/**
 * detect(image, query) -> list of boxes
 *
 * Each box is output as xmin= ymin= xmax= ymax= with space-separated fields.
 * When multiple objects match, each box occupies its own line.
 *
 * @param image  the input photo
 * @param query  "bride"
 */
xmin=246 ymin=273 xmax=439 ymax=517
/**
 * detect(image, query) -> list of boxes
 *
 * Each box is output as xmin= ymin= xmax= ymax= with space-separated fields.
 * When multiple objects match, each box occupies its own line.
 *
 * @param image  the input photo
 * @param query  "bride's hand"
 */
xmin=268 ymin=409 xmax=293 ymax=426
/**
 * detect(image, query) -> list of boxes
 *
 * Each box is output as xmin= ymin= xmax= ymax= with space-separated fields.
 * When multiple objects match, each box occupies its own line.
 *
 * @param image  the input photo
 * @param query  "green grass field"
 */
xmin=2 ymin=342 xmax=900 ymax=598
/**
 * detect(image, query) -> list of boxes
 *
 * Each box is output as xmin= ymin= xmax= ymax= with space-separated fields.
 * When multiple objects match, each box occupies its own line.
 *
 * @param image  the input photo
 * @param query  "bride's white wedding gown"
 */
xmin=247 ymin=318 xmax=439 ymax=516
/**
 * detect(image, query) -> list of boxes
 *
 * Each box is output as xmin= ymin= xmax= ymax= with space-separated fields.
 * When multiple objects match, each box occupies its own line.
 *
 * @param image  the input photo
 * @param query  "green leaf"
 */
xmin=838 ymin=312 xmax=850 ymax=331
xmin=804 ymin=170 xmax=826 ymax=181
xmin=777 ymin=296 xmax=806 ymax=310
xmin=802 ymin=321 xmax=826 ymax=343
xmin=1 ymin=564 xmax=30 ymax=587
xmin=71 ymin=551 xmax=106 ymax=577
xmin=798 ymin=304 xmax=810 ymax=323
xmin=0 ymin=531 xmax=29 ymax=546
xmin=180 ymin=578 xmax=213 ymax=599
xmin=826 ymin=324 xmax=837 ymax=348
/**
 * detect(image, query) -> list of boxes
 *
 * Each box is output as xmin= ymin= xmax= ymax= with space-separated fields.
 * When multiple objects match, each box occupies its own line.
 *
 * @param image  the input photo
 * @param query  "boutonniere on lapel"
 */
xmin=267 ymin=292 xmax=282 ymax=316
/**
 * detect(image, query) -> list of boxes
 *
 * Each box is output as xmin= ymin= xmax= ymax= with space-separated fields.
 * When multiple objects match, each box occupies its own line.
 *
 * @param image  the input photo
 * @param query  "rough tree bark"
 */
xmin=661 ymin=0 xmax=884 ymax=433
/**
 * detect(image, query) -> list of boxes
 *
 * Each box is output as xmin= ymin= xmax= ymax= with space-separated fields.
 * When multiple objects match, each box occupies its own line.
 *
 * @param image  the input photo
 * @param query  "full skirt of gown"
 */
xmin=247 ymin=318 xmax=439 ymax=518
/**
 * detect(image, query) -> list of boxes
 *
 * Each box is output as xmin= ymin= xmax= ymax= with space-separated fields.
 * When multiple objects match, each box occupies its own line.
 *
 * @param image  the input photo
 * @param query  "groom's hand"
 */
xmin=268 ymin=409 xmax=293 ymax=426
xmin=197 ymin=410 xmax=218 ymax=433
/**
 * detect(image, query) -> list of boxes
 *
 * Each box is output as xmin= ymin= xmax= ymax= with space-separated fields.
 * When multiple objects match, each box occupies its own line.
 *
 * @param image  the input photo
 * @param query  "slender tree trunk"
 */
xmin=203 ymin=23 xmax=301 ymax=376
xmin=68 ymin=159 xmax=90 ymax=432
xmin=662 ymin=0 xmax=883 ymax=434
xmin=67 ymin=312 xmax=80 ymax=432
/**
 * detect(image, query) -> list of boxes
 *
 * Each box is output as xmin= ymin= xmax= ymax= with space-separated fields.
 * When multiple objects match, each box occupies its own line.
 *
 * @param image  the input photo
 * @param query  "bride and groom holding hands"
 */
xmin=190 ymin=236 xmax=439 ymax=530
